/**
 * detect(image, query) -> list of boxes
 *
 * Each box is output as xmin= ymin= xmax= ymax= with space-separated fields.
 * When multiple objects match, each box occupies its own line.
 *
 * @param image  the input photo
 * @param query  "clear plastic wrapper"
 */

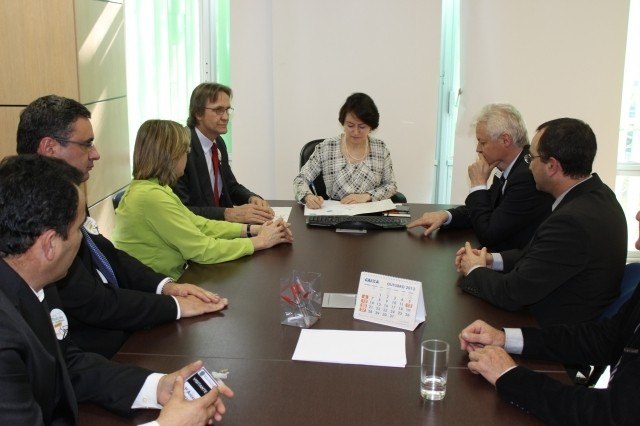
xmin=280 ymin=271 xmax=322 ymax=328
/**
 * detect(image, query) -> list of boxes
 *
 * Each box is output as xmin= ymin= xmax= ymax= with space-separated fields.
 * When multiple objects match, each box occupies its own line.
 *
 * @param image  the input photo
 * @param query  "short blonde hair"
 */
xmin=133 ymin=120 xmax=190 ymax=186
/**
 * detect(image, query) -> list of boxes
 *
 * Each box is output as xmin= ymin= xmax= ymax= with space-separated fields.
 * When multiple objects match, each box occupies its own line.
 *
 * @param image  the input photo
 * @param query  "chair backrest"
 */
xmin=299 ymin=139 xmax=328 ymax=199
xmin=599 ymin=262 xmax=640 ymax=319
xmin=112 ymin=188 xmax=127 ymax=210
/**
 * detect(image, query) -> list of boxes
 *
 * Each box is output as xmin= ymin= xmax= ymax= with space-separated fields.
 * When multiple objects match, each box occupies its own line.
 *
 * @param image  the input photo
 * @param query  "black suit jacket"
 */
xmin=447 ymin=147 xmax=554 ymax=251
xmin=54 ymin=231 xmax=177 ymax=358
xmin=0 ymin=259 xmax=151 ymax=425
xmin=172 ymin=126 xmax=261 ymax=220
xmin=459 ymin=174 xmax=627 ymax=326
xmin=496 ymin=283 xmax=640 ymax=425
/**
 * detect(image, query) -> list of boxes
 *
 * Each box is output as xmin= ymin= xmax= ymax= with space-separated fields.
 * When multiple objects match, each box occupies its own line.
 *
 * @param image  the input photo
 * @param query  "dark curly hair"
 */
xmin=17 ymin=95 xmax=91 ymax=154
xmin=0 ymin=155 xmax=83 ymax=256
xmin=536 ymin=118 xmax=596 ymax=179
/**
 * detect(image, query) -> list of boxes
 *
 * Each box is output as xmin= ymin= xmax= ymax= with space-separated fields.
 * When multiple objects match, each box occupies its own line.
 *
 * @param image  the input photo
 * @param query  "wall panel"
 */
xmin=230 ymin=0 xmax=442 ymax=202
xmin=451 ymin=0 xmax=629 ymax=204
xmin=0 ymin=109 xmax=21 ymax=158
xmin=0 ymin=0 xmax=79 ymax=104
xmin=87 ymin=97 xmax=130 ymax=207
xmin=75 ymin=0 xmax=127 ymax=103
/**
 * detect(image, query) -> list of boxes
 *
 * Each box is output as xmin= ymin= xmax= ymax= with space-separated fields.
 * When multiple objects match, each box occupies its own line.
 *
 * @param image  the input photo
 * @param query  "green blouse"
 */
xmin=113 ymin=179 xmax=254 ymax=279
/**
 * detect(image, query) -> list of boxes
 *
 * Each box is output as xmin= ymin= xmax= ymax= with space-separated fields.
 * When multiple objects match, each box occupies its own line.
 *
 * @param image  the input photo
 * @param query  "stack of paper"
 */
xmin=292 ymin=329 xmax=406 ymax=368
xmin=304 ymin=199 xmax=395 ymax=216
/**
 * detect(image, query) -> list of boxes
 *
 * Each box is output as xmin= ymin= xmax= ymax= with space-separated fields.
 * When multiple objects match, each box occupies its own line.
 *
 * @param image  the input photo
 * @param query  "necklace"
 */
xmin=343 ymin=134 xmax=369 ymax=163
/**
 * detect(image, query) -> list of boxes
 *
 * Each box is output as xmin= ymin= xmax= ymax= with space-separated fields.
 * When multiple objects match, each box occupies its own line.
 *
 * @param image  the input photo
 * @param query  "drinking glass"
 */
xmin=420 ymin=339 xmax=449 ymax=400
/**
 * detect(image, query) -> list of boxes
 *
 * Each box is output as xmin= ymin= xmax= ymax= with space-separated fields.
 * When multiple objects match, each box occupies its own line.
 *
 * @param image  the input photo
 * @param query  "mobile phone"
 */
xmin=184 ymin=366 xmax=219 ymax=400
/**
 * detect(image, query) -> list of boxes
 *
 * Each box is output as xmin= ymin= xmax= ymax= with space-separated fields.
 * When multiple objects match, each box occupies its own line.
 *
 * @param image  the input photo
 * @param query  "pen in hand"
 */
xmin=308 ymin=180 xmax=318 ymax=196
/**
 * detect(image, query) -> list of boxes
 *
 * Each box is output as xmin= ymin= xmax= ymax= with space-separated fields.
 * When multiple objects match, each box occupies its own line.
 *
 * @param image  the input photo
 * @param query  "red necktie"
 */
xmin=211 ymin=143 xmax=220 ymax=206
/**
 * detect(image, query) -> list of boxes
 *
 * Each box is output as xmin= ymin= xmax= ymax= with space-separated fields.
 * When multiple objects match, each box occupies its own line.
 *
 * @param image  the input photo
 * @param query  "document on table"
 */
xmin=304 ymin=199 xmax=395 ymax=216
xmin=292 ymin=329 xmax=406 ymax=367
xmin=271 ymin=206 xmax=292 ymax=222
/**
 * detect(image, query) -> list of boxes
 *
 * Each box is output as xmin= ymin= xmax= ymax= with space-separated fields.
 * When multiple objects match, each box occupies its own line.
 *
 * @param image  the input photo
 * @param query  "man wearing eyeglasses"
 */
xmin=455 ymin=118 xmax=627 ymax=329
xmin=408 ymin=103 xmax=554 ymax=251
xmin=455 ymin=118 xmax=627 ymax=384
xmin=16 ymin=95 xmax=228 ymax=358
xmin=173 ymin=82 xmax=275 ymax=224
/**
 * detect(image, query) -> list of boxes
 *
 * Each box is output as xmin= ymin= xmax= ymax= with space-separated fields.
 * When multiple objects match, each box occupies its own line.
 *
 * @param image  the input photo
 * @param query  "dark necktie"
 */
xmin=211 ymin=143 xmax=220 ymax=206
xmin=80 ymin=228 xmax=119 ymax=287
xmin=498 ymin=174 xmax=506 ymax=189
xmin=492 ymin=173 xmax=506 ymax=206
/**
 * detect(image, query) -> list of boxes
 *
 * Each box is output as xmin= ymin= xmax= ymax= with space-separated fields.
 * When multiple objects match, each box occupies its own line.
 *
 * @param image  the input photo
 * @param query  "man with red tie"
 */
xmin=173 ymin=82 xmax=274 ymax=224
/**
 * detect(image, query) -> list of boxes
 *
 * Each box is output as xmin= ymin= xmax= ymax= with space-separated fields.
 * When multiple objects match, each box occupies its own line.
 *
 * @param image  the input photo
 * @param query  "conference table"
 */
xmin=78 ymin=202 xmax=569 ymax=425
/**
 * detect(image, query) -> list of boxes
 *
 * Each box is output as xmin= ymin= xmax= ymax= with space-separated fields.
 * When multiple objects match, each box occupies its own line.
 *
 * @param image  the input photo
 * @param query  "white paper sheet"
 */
xmin=292 ymin=329 xmax=406 ymax=367
xmin=271 ymin=206 xmax=292 ymax=222
xmin=304 ymin=199 xmax=395 ymax=216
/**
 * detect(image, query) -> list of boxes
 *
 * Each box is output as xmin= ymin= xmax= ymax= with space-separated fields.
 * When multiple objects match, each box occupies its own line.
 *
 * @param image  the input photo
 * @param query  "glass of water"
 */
xmin=420 ymin=339 xmax=449 ymax=400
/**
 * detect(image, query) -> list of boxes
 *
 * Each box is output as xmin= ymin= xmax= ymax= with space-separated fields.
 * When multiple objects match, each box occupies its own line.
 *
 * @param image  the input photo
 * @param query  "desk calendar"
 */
xmin=353 ymin=272 xmax=426 ymax=331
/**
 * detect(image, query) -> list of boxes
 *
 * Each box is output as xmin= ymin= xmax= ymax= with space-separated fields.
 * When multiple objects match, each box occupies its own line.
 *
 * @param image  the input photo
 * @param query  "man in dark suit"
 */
xmin=0 ymin=155 xmax=231 ymax=425
xmin=458 ymin=210 xmax=640 ymax=423
xmin=172 ymin=82 xmax=275 ymax=224
xmin=408 ymin=103 xmax=553 ymax=251
xmin=455 ymin=118 xmax=627 ymax=327
xmin=17 ymin=95 xmax=228 ymax=358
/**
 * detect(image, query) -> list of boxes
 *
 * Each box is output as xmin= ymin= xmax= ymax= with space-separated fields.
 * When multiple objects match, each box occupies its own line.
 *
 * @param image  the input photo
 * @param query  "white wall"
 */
xmin=230 ymin=0 xmax=442 ymax=202
xmin=229 ymin=0 xmax=629 ymax=205
xmin=451 ymin=0 xmax=629 ymax=204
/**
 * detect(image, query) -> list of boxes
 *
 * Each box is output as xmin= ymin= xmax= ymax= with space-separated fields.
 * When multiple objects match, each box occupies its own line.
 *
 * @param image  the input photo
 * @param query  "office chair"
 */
xmin=585 ymin=262 xmax=640 ymax=386
xmin=112 ymin=188 xmax=127 ymax=210
xmin=599 ymin=262 xmax=640 ymax=320
xmin=299 ymin=138 xmax=407 ymax=203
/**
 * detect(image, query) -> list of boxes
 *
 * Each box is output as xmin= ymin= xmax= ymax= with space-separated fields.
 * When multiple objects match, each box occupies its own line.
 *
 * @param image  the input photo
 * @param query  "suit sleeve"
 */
xmin=91 ymin=234 xmax=166 ymax=293
xmin=459 ymin=214 xmax=589 ymax=311
xmin=464 ymin=167 xmax=548 ymax=248
xmin=65 ymin=343 xmax=152 ymax=417
xmin=173 ymin=173 xmax=227 ymax=220
xmin=447 ymin=205 xmax=472 ymax=228
xmin=496 ymin=361 xmax=638 ymax=425
xmin=0 ymin=314 xmax=48 ymax=425
xmin=56 ymin=257 xmax=177 ymax=331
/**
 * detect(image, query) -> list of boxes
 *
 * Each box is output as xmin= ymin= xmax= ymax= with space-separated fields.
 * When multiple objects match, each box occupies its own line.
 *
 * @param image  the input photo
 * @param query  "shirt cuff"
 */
xmin=443 ymin=210 xmax=452 ymax=226
xmin=469 ymin=184 xmax=487 ymax=194
xmin=132 ymin=373 xmax=164 ymax=410
xmin=492 ymin=253 xmax=504 ymax=271
xmin=497 ymin=365 xmax=519 ymax=381
xmin=503 ymin=328 xmax=524 ymax=354
xmin=156 ymin=277 xmax=174 ymax=295
xmin=172 ymin=296 xmax=181 ymax=319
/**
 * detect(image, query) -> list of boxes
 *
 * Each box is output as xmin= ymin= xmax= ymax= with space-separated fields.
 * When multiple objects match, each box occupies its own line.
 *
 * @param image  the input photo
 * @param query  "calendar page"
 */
xmin=353 ymin=272 xmax=426 ymax=331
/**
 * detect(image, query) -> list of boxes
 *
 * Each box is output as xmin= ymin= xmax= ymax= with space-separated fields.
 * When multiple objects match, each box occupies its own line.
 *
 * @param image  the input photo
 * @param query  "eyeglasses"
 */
xmin=204 ymin=106 xmax=234 ymax=116
xmin=524 ymin=153 xmax=541 ymax=164
xmin=55 ymin=136 xmax=95 ymax=150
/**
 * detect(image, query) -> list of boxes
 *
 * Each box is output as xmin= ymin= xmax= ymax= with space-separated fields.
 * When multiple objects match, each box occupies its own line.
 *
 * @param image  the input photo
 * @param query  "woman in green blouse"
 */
xmin=113 ymin=119 xmax=293 ymax=279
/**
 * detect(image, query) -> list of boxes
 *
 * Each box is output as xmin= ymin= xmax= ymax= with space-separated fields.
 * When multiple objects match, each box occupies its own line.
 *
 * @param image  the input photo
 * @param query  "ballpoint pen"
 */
xmin=308 ymin=180 xmax=318 ymax=196
xmin=290 ymin=283 xmax=312 ymax=327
